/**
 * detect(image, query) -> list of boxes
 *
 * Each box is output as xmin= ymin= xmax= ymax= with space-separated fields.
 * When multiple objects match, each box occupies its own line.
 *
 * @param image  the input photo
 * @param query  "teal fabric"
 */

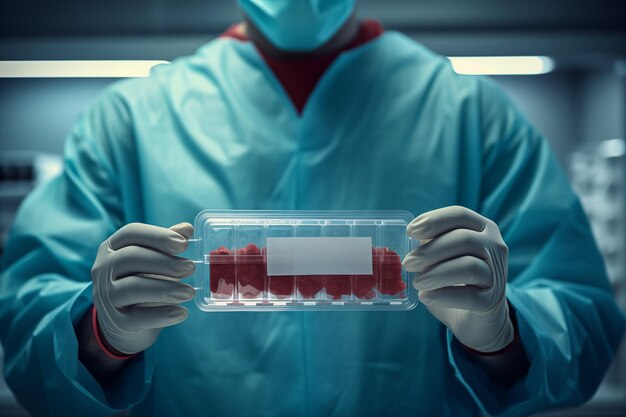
xmin=1 ymin=32 xmax=624 ymax=417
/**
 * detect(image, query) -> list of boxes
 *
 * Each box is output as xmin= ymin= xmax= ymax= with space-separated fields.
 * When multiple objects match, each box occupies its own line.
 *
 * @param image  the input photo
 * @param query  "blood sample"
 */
xmin=237 ymin=244 xmax=264 ymax=299
xmin=209 ymin=246 xmax=235 ymax=298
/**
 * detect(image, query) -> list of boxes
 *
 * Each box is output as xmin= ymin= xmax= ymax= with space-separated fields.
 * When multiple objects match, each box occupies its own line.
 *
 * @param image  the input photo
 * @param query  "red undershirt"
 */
xmin=221 ymin=19 xmax=384 ymax=113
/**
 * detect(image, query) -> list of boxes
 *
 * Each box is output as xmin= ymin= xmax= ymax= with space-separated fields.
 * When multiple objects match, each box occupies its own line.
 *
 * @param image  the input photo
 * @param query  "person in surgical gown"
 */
xmin=1 ymin=1 xmax=625 ymax=416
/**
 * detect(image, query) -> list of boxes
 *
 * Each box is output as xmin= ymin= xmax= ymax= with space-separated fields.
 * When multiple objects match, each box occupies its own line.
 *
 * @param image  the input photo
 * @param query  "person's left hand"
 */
xmin=403 ymin=206 xmax=514 ymax=353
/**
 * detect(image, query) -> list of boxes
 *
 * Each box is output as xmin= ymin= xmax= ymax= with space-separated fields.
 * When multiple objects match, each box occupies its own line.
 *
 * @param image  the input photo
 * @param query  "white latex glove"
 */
xmin=403 ymin=206 xmax=514 ymax=353
xmin=91 ymin=222 xmax=196 ymax=355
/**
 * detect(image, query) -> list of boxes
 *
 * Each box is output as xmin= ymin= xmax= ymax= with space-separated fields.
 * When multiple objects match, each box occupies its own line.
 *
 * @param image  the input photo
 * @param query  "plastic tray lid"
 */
xmin=191 ymin=210 xmax=418 ymax=312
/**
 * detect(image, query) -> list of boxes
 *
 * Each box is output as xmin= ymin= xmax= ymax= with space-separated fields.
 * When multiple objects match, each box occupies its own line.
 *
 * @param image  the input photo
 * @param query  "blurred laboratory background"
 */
xmin=1 ymin=0 xmax=625 ymax=416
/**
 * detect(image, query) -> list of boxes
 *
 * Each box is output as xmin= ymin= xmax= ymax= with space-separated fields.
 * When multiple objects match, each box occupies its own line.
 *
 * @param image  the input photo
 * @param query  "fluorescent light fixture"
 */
xmin=0 ymin=57 xmax=555 ymax=77
xmin=0 ymin=60 xmax=169 ymax=78
xmin=448 ymin=56 xmax=555 ymax=75
xmin=599 ymin=138 xmax=625 ymax=158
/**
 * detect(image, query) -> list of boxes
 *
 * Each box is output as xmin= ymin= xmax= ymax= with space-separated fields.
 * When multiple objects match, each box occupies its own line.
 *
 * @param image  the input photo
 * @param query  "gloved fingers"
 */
xmin=412 ymin=255 xmax=491 ymax=291
xmin=402 ymin=228 xmax=488 ymax=272
xmin=407 ymin=206 xmax=485 ymax=240
xmin=118 ymin=305 xmax=189 ymax=331
xmin=110 ymin=275 xmax=195 ymax=308
xmin=419 ymin=285 xmax=493 ymax=312
xmin=109 ymin=222 xmax=189 ymax=254
xmin=169 ymin=222 xmax=194 ymax=240
xmin=112 ymin=245 xmax=195 ymax=279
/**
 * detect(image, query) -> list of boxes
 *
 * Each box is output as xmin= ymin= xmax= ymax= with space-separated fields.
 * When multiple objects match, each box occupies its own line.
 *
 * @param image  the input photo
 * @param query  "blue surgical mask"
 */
xmin=238 ymin=0 xmax=356 ymax=52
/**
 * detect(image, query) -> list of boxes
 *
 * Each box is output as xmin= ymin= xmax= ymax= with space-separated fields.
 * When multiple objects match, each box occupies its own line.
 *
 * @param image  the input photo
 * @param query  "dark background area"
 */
xmin=1 ymin=0 xmax=625 ymax=60
xmin=2 ymin=0 xmax=625 ymax=35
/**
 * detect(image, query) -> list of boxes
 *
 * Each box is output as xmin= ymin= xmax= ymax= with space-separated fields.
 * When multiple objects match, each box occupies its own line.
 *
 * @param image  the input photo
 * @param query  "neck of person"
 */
xmin=244 ymin=14 xmax=359 ymax=60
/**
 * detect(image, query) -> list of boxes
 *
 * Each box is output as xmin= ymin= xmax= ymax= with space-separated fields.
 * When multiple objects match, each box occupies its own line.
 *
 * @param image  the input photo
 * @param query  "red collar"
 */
xmin=221 ymin=19 xmax=384 ymax=113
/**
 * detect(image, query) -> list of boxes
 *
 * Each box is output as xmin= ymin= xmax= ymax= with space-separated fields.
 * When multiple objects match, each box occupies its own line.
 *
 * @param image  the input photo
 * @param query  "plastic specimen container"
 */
xmin=192 ymin=210 xmax=418 ymax=311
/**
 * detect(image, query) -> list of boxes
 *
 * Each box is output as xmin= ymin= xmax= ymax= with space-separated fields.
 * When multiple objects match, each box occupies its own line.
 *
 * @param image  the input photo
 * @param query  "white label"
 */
xmin=266 ymin=237 xmax=373 ymax=276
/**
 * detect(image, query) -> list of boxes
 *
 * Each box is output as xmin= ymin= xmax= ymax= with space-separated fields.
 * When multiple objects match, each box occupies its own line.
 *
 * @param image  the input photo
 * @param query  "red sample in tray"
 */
xmin=268 ymin=275 xmax=296 ymax=298
xmin=376 ymin=247 xmax=406 ymax=296
xmin=209 ymin=246 xmax=235 ymax=298
xmin=324 ymin=274 xmax=352 ymax=300
xmin=352 ymin=275 xmax=377 ymax=299
xmin=209 ymin=244 xmax=406 ymax=300
xmin=297 ymin=275 xmax=324 ymax=299
xmin=237 ymin=244 xmax=265 ymax=299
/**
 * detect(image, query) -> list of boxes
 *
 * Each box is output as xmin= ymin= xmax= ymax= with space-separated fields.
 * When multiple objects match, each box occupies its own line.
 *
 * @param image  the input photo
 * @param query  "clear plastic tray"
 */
xmin=192 ymin=210 xmax=418 ymax=311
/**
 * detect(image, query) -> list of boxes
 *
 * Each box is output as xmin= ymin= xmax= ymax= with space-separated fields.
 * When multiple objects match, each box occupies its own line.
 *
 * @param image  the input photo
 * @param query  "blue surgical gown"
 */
xmin=1 ymin=32 xmax=625 ymax=417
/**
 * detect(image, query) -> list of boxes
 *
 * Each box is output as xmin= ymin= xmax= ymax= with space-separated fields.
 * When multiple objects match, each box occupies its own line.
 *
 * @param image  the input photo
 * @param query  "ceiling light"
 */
xmin=0 ymin=60 xmax=169 ymax=78
xmin=448 ymin=56 xmax=555 ymax=75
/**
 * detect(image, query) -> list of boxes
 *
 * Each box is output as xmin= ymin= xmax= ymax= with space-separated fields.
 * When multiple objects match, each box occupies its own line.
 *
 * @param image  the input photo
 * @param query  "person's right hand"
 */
xmin=91 ymin=222 xmax=196 ymax=355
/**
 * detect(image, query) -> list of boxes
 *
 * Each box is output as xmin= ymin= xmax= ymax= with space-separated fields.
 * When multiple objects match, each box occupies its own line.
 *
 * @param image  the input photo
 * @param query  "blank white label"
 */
xmin=266 ymin=237 xmax=373 ymax=276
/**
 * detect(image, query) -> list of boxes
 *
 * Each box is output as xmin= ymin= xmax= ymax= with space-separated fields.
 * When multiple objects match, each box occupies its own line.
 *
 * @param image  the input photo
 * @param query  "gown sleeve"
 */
xmin=447 ymin=76 xmax=626 ymax=417
xmin=0 ymin=86 xmax=156 ymax=417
